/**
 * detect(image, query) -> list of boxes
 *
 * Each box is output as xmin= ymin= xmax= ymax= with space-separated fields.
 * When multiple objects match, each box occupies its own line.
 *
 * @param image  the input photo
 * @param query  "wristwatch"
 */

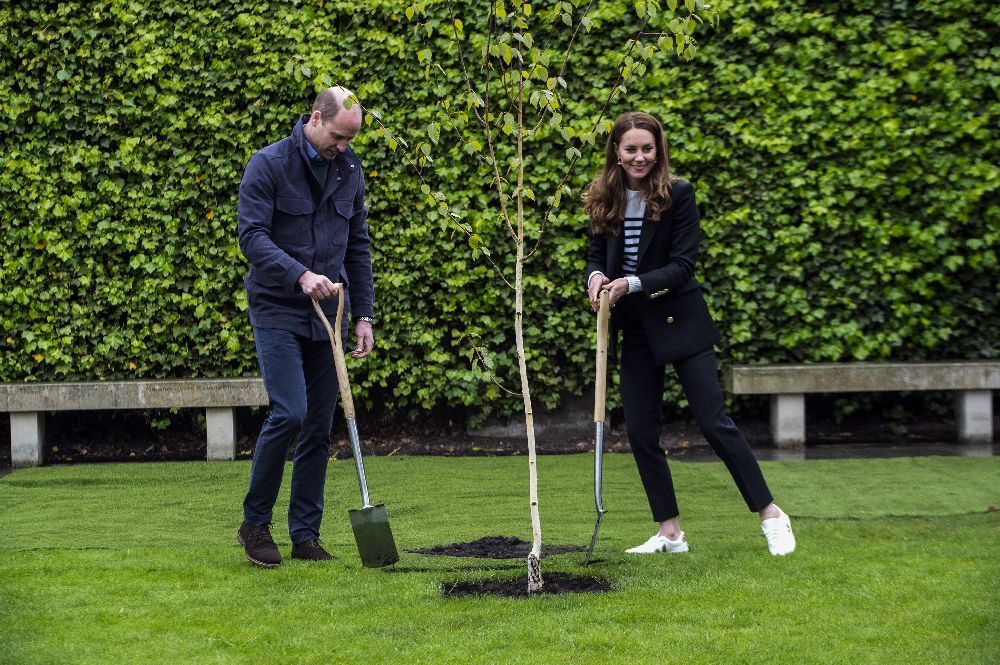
xmin=355 ymin=316 xmax=376 ymax=326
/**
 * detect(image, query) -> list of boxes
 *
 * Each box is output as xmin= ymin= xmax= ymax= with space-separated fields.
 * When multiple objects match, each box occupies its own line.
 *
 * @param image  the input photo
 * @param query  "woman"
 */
xmin=583 ymin=111 xmax=795 ymax=556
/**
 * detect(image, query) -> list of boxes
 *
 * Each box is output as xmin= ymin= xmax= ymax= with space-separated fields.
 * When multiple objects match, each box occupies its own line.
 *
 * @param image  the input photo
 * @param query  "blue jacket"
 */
xmin=238 ymin=115 xmax=374 ymax=340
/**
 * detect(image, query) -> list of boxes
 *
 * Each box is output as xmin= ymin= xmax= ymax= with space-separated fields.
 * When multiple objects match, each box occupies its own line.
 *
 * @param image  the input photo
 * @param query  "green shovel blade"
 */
xmin=348 ymin=504 xmax=399 ymax=568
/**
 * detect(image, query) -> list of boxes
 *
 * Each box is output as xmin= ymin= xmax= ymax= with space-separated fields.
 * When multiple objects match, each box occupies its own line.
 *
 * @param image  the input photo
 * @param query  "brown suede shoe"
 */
xmin=291 ymin=538 xmax=334 ymax=561
xmin=237 ymin=521 xmax=282 ymax=568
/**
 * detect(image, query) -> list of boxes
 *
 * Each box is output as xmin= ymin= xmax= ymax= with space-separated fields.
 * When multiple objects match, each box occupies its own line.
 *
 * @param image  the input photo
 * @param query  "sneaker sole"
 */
xmin=237 ymin=532 xmax=282 ymax=568
xmin=625 ymin=546 xmax=689 ymax=554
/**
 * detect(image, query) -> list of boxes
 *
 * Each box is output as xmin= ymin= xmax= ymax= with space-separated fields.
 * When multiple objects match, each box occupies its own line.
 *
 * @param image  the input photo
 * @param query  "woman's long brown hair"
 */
xmin=582 ymin=111 xmax=676 ymax=235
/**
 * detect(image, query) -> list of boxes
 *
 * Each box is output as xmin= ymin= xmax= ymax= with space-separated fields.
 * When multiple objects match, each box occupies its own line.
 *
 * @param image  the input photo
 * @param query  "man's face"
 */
xmin=306 ymin=108 xmax=362 ymax=160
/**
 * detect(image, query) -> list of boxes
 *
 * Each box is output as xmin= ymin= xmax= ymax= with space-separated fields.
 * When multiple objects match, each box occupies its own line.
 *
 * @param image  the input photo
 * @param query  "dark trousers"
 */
xmin=243 ymin=327 xmax=339 ymax=545
xmin=618 ymin=300 xmax=773 ymax=522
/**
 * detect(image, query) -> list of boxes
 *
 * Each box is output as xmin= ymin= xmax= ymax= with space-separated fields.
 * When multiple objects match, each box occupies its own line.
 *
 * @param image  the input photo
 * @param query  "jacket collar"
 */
xmin=291 ymin=115 xmax=362 ymax=203
xmin=292 ymin=114 xmax=359 ymax=170
xmin=610 ymin=213 xmax=667 ymax=275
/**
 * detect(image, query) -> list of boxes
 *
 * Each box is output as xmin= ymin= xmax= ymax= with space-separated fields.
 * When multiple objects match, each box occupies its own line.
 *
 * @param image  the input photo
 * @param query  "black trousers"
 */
xmin=618 ymin=297 xmax=773 ymax=522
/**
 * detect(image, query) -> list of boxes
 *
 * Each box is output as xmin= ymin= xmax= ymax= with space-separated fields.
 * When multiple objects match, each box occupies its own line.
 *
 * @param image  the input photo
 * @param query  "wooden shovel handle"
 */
xmin=595 ymin=289 xmax=610 ymax=423
xmin=311 ymin=285 xmax=355 ymax=419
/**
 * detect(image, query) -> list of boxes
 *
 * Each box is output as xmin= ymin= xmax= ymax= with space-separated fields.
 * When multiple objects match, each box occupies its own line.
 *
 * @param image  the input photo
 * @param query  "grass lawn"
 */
xmin=1 ymin=453 xmax=997 ymax=664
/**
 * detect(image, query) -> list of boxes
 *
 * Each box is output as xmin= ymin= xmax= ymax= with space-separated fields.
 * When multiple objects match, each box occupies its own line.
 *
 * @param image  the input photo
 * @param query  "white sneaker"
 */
xmin=626 ymin=532 xmax=689 ymax=554
xmin=761 ymin=507 xmax=796 ymax=556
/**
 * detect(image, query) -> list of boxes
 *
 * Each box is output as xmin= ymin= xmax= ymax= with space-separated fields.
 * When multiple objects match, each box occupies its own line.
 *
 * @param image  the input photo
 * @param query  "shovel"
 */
xmin=584 ymin=289 xmax=611 ymax=566
xmin=312 ymin=288 xmax=399 ymax=568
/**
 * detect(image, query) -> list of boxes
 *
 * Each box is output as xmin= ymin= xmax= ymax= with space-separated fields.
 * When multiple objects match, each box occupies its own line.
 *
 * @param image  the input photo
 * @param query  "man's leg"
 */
xmin=243 ymin=327 xmax=309 ymax=527
xmin=287 ymin=339 xmax=338 ymax=547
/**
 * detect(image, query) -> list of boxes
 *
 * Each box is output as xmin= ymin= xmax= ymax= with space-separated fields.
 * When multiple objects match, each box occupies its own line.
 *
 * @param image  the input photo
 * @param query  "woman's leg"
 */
xmin=620 ymin=328 xmax=680 ymax=523
xmin=673 ymin=347 xmax=774 ymax=512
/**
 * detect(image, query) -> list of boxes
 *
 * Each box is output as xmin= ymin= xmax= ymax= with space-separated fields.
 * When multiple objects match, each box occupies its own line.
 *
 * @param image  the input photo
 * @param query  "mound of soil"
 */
xmin=442 ymin=571 xmax=611 ymax=597
xmin=409 ymin=535 xmax=585 ymax=559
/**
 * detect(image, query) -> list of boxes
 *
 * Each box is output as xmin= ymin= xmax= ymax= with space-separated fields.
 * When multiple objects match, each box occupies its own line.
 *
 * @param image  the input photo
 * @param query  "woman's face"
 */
xmin=615 ymin=128 xmax=657 ymax=188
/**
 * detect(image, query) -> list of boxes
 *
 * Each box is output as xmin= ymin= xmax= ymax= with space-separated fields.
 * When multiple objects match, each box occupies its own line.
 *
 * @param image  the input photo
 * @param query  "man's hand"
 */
xmin=298 ymin=270 xmax=338 ymax=300
xmin=352 ymin=320 xmax=374 ymax=358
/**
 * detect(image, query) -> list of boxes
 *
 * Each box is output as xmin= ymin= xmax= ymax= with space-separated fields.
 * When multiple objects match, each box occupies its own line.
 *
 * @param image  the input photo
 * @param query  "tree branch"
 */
xmin=525 ymin=21 xmax=650 ymax=261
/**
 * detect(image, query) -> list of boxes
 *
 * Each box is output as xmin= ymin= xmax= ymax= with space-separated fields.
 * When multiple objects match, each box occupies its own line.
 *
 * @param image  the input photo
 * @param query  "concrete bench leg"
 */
xmin=770 ymin=394 xmax=805 ymax=448
xmin=956 ymin=390 xmax=993 ymax=444
xmin=11 ymin=412 xmax=45 ymax=467
xmin=206 ymin=407 xmax=236 ymax=461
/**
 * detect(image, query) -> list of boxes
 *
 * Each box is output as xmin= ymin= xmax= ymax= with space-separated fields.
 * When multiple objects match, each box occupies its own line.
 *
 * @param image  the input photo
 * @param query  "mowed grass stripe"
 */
xmin=1 ymin=455 xmax=997 ymax=664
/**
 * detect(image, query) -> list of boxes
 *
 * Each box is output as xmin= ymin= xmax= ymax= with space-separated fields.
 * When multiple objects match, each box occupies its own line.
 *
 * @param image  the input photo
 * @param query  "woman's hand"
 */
xmin=588 ymin=273 xmax=610 ymax=311
xmin=604 ymin=277 xmax=630 ymax=306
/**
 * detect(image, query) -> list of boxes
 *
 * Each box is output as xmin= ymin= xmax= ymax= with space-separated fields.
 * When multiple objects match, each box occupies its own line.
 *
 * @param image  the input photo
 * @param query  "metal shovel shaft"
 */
xmin=593 ymin=421 xmax=605 ymax=514
xmin=346 ymin=417 xmax=371 ymax=508
xmin=584 ymin=420 xmax=607 ymax=566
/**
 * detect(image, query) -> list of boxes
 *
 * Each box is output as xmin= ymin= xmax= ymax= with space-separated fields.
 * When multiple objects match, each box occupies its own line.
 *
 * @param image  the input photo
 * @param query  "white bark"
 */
xmin=515 ymin=87 xmax=543 ymax=594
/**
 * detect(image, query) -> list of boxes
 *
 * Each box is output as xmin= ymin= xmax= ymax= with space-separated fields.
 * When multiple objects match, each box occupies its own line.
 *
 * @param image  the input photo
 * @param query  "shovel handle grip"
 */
xmin=595 ymin=289 xmax=610 ymax=423
xmin=312 ymin=286 xmax=355 ymax=419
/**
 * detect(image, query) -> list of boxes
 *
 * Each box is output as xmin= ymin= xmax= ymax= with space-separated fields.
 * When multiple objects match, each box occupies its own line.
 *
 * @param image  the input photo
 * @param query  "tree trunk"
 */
xmin=515 ymin=86 xmax=543 ymax=594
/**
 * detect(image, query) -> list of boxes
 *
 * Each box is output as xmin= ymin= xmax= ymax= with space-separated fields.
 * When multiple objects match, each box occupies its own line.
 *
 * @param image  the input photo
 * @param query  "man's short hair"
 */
xmin=312 ymin=87 xmax=360 ymax=121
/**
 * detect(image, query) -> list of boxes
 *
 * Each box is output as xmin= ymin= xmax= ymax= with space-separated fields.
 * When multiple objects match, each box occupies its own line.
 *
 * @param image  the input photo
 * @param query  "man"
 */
xmin=236 ymin=86 xmax=375 ymax=567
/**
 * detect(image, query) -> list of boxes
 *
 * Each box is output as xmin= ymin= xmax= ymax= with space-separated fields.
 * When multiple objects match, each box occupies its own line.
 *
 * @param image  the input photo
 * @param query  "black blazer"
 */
xmin=586 ymin=179 xmax=721 ymax=365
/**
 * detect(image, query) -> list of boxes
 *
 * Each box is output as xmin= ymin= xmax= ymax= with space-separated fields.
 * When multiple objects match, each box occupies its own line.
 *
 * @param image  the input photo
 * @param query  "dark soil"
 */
xmin=442 ymin=571 xmax=611 ymax=597
xmin=408 ymin=535 xmax=585 ymax=559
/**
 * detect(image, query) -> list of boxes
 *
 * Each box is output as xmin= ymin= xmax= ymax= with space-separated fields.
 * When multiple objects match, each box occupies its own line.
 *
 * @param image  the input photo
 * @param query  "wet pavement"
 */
xmin=669 ymin=440 xmax=999 ymax=462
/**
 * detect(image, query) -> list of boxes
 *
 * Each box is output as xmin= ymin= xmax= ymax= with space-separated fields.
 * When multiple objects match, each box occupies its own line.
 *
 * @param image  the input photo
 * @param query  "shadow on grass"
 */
xmin=384 ymin=563 xmax=524 ymax=574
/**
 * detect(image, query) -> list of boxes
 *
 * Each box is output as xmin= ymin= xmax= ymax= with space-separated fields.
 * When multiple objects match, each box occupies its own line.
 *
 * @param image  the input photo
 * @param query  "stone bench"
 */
xmin=0 ymin=379 xmax=268 ymax=467
xmin=723 ymin=361 xmax=999 ymax=448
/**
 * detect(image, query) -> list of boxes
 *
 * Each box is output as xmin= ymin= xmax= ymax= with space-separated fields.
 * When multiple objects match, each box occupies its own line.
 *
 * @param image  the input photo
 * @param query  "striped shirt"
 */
xmin=622 ymin=189 xmax=646 ymax=276
xmin=586 ymin=189 xmax=647 ymax=295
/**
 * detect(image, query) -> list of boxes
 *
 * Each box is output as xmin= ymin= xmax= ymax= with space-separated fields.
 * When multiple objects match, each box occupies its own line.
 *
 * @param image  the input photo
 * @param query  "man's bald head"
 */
xmin=304 ymin=86 xmax=364 ymax=159
xmin=312 ymin=86 xmax=362 ymax=122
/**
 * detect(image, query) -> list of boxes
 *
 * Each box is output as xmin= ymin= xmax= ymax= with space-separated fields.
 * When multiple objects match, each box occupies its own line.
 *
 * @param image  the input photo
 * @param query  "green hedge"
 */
xmin=1 ymin=0 xmax=997 ymax=423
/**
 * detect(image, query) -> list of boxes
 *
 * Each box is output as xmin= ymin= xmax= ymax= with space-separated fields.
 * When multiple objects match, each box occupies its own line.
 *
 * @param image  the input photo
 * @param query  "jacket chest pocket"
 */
xmin=323 ymin=198 xmax=354 ymax=245
xmin=272 ymin=195 xmax=315 ymax=247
